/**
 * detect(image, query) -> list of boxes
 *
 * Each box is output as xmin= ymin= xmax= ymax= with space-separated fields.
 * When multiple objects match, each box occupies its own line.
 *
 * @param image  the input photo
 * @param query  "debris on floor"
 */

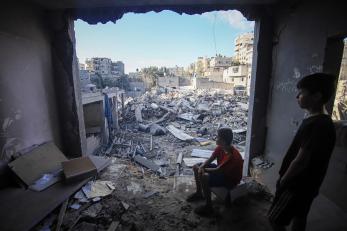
xmin=29 ymin=88 xmax=272 ymax=231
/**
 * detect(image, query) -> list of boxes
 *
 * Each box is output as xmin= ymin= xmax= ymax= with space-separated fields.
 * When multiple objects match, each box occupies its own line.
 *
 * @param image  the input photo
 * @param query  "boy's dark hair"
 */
xmin=217 ymin=127 xmax=233 ymax=145
xmin=296 ymin=73 xmax=336 ymax=104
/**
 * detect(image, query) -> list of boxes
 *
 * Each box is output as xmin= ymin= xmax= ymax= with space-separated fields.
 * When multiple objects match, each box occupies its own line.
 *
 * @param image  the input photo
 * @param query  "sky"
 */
xmin=75 ymin=10 xmax=254 ymax=74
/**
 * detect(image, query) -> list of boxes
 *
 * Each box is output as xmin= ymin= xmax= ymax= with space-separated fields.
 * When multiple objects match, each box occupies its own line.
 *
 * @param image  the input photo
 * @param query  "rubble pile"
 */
xmin=33 ymin=88 xmax=253 ymax=231
xmin=99 ymin=88 xmax=249 ymax=178
xmin=122 ymin=88 xmax=248 ymax=137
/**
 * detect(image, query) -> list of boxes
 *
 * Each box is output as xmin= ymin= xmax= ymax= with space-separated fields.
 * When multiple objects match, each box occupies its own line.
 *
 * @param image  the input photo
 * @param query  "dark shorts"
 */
xmin=268 ymin=187 xmax=315 ymax=226
xmin=200 ymin=163 xmax=231 ymax=188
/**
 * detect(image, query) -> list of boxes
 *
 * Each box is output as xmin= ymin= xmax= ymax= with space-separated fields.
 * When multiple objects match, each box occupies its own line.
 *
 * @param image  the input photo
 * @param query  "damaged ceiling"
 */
xmin=20 ymin=0 xmax=280 ymax=24
xmin=26 ymin=0 xmax=279 ymax=9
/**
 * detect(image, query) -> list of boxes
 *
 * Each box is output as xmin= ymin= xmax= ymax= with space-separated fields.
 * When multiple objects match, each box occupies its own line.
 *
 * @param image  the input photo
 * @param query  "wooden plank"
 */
xmin=8 ymin=142 xmax=67 ymax=186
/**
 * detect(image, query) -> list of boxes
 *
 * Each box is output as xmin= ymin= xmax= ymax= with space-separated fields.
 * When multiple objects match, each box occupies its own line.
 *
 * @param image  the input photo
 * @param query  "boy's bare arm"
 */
xmin=280 ymin=148 xmax=310 ymax=187
xmin=205 ymin=155 xmax=232 ymax=173
xmin=201 ymin=154 xmax=216 ymax=168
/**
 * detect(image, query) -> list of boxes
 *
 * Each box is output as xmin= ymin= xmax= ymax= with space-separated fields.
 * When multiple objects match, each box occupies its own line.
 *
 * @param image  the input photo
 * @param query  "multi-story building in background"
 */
xmin=234 ymin=33 xmax=254 ymax=65
xmin=209 ymin=55 xmax=233 ymax=71
xmin=194 ymin=57 xmax=207 ymax=76
xmin=111 ymin=61 xmax=125 ymax=77
xmin=185 ymin=63 xmax=195 ymax=76
xmin=223 ymin=65 xmax=248 ymax=86
xmin=167 ymin=66 xmax=184 ymax=76
xmin=85 ymin=57 xmax=124 ymax=78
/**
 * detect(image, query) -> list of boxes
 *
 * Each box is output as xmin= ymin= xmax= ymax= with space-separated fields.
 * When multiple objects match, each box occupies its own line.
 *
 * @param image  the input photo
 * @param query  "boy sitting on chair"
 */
xmin=187 ymin=127 xmax=243 ymax=216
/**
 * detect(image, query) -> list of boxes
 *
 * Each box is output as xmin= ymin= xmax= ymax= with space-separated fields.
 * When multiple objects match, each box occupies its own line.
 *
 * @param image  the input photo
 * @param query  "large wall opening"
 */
xmin=74 ymin=10 xmax=256 ymax=172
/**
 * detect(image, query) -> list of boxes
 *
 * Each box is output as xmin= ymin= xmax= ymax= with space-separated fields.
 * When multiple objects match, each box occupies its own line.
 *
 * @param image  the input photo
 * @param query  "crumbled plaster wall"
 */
xmin=0 ymin=4 xmax=61 ymax=160
xmin=262 ymin=1 xmax=347 ymax=210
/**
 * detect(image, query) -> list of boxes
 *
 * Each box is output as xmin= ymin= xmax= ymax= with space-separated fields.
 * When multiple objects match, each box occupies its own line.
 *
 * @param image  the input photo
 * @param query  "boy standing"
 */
xmin=186 ymin=127 xmax=243 ymax=216
xmin=268 ymin=73 xmax=336 ymax=231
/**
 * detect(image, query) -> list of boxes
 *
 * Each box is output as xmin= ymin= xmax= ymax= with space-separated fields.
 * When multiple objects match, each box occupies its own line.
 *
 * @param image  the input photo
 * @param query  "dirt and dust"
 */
xmin=34 ymin=88 xmax=273 ymax=231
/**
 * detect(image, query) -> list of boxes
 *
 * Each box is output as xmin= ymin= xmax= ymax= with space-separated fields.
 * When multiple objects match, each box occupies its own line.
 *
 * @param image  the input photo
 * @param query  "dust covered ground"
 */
xmin=34 ymin=89 xmax=273 ymax=231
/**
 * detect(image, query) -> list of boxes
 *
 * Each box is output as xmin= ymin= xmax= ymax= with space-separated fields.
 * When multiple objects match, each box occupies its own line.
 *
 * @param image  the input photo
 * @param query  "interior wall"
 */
xmin=0 ymin=4 xmax=61 ymax=160
xmin=263 ymin=1 xmax=347 ymax=210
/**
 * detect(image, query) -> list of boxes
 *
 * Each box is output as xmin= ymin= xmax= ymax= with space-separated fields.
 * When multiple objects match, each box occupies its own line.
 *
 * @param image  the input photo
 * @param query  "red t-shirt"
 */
xmin=211 ymin=145 xmax=243 ymax=186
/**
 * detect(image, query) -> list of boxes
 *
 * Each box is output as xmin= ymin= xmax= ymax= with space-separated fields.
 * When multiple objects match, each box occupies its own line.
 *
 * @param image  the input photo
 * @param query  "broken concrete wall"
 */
xmin=0 ymin=3 xmax=61 ymax=160
xmin=262 ymin=1 xmax=347 ymax=211
xmin=157 ymin=76 xmax=179 ymax=88
xmin=179 ymin=76 xmax=192 ymax=86
xmin=193 ymin=77 xmax=233 ymax=90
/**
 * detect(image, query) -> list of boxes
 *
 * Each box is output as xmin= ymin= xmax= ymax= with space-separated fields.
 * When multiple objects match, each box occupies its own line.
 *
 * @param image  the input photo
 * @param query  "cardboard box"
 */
xmin=8 ymin=142 xmax=67 ymax=187
xmin=62 ymin=156 xmax=97 ymax=182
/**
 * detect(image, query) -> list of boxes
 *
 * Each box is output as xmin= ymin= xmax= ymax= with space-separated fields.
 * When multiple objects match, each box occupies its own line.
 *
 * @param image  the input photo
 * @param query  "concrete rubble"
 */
xmin=98 ymin=88 xmax=249 ymax=175
xmin=33 ymin=88 xmax=274 ymax=231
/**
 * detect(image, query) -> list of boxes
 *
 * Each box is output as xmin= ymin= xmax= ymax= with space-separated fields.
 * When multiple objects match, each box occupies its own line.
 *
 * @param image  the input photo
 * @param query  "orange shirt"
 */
xmin=211 ymin=145 xmax=243 ymax=186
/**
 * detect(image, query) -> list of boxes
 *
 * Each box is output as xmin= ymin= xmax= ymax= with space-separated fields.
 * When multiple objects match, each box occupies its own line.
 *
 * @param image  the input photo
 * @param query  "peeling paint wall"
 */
xmin=263 ymin=2 xmax=347 ymax=210
xmin=0 ymin=4 xmax=61 ymax=160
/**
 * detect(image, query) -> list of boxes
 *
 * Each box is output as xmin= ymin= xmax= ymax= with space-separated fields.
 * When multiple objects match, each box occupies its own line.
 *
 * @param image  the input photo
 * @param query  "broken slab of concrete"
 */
xmin=191 ymin=149 xmax=213 ymax=159
xmin=134 ymin=155 xmax=160 ymax=172
xmin=177 ymin=112 xmax=194 ymax=121
xmin=166 ymin=125 xmax=194 ymax=141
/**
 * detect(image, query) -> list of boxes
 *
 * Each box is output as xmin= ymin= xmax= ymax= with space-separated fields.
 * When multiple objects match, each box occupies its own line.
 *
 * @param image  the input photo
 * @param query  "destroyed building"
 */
xmin=1 ymin=1 xmax=347 ymax=231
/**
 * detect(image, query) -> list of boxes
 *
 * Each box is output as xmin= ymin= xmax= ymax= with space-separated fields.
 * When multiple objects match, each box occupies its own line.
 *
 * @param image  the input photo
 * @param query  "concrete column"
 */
xmin=323 ymin=38 xmax=345 ymax=114
xmin=244 ymin=14 xmax=274 ymax=176
xmin=49 ymin=11 xmax=87 ymax=157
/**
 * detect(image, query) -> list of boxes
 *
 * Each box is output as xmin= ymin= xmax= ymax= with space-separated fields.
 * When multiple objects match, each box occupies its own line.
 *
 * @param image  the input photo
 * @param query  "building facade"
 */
xmin=85 ymin=58 xmax=124 ymax=78
xmin=209 ymin=55 xmax=233 ymax=71
xmin=167 ymin=66 xmax=184 ymax=76
xmin=223 ymin=64 xmax=249 ymax=88
xmin=234 ymin=33 xmax=254 ymax=65
xmin=111 ymin=61 xmax=124 ymax=77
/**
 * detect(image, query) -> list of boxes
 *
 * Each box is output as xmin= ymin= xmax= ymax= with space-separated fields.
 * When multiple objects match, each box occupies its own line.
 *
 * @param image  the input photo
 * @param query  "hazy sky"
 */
xmin=75 ymin=10 xmax=254 ymax=73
